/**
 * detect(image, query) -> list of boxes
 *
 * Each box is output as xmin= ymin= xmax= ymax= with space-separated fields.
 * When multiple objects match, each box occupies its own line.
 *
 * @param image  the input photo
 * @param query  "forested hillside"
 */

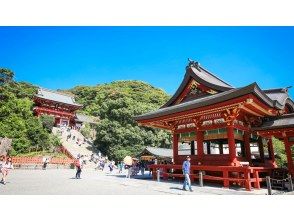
xmin=0 ymin=68 xmax=60 ymax=155
xmin=67 ymin=81 xmax=172 ymax=161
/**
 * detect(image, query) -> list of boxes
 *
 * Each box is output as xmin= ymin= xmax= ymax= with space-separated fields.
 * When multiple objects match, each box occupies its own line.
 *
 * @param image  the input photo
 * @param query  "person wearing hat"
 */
xmin=182 ymin=156 xmax=193 ymax=192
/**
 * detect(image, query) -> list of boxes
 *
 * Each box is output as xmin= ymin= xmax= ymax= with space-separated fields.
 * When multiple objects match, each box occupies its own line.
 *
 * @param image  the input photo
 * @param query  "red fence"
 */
xmin=57 ymin=146 xmax=75 ymax=159
xmin=12 ymin=157 xmax=74 ymax=165
xmin=149 ymin=164 xmax=273 ymax=191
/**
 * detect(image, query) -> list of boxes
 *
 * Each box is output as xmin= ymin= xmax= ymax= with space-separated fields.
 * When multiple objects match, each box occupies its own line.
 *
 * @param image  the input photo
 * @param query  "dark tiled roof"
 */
xmin=35 ymin=88 xmax=82 ymax=107
xmin=254 ymin=113 xmax=294 ymax=130
xmin=141 ymin=147 xmax=173 ymax=158
xmin=264 ymin=88 xmax=294 ymax=111
xmin=75 ymin=114 xmax=99 ymax=124
xmin=162 ymin=64 xmax=233 ymax=107
xmin=134 ymin=83 xmax=283 ymax=121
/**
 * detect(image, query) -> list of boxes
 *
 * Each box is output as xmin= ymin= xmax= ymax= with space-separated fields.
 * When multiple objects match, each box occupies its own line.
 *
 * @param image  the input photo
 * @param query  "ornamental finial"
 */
xmin=186 ymin=58 xmax=201 ymax=71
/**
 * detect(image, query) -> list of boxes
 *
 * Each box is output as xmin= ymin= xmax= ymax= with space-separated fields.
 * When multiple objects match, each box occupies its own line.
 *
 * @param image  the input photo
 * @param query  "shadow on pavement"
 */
xmin=169 ymin=187 xmax=184 ymax=191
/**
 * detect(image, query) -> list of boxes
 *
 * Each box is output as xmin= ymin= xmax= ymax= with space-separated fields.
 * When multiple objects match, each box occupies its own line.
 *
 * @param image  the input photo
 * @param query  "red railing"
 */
xmin=57 ymin=146 xmax=75 ymax=159
xmin=12 ymin=157 xmax=74 ymax=165
xmin=148 ymin=164 xmax=273 ymax=191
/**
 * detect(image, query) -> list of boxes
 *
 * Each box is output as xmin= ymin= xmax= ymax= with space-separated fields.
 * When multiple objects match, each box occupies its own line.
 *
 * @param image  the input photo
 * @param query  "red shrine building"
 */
xmin=134 ymin=59 xmax=294 ymax=190
xmin=33 ymin=88 xmax=83 ymax=127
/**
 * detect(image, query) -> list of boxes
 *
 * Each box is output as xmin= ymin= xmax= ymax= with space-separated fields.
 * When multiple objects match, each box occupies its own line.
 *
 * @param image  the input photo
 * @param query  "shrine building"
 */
xmin=33 ymin=88 xmax=83 ymax=127
xmin=134 ymin=59 xmax=294 ymax=190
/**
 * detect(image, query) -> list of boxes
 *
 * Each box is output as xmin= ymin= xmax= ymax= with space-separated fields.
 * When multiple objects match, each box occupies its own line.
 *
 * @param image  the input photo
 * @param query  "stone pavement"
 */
xmin=0 ymin=169 xmax=285 ymax=195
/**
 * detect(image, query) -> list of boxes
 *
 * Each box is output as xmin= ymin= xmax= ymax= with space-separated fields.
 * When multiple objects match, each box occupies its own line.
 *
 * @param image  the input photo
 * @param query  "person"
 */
xmin=66 ymin=133 xmax=71 ymax=141
xmin=118 ymin=161 xmax=123 ymax=173
xmin=1 ymin=156 xmax=14 ymax=185
xmin=125 ymin=163 xmax=132 ymax=178
xmin=0 ymin=155 xmax=5 ymax=176
xmin=75 ymin=156 xmax=83 ymax=179
xmin=140 ymin=161 xmax=145 ymax=176
xmin=182 ymin=156 xmax=193 ymax=192
xmin=108 ymin=161 xmax=114 ymax=173
xmin=42 ymin=157 xmax=49 ymax=170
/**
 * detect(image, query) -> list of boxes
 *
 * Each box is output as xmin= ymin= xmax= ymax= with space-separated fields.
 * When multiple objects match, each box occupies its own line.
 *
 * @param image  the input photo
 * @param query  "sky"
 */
xmin=0 ymin=26 xmax=294 ymax=96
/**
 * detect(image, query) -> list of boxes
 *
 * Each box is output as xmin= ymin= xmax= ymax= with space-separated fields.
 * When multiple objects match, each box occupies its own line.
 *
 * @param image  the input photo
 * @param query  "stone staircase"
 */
xmin=52 ymin=127 xmax=97 ymax=169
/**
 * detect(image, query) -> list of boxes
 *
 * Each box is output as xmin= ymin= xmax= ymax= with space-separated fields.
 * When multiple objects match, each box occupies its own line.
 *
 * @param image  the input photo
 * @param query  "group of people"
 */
xmin=125 ymin=159 xmax=148 ymax=178
xmin=0 ymin=155 xmax=13 ymax=185
xmin=74 ymin=153 xmax=119 ymax=179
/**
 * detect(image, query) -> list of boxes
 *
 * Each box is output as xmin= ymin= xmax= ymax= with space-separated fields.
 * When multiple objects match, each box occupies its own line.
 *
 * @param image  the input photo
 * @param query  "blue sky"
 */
xmin=0 ymin=27 xmax=293 ymax=96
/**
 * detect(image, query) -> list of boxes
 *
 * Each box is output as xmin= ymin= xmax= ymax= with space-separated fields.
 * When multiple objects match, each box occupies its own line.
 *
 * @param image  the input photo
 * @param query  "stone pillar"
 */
xmin=244 ymin=131 xmax=251 ymax=162
xmin=227 ymin=125 xmax=237 ymax=165
xmin=284 ymin=135 xmax=294 ymax=175
xmin=172 ymin=132 xmax=179 ymax=164
xmin=197 ymin=130 xmax=204 ymax=163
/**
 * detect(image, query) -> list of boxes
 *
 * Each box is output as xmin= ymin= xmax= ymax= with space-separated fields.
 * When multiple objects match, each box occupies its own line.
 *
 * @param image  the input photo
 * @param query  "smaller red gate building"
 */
xmin=33 ymin=88 xmax=83 ymax=127
xmin=134 ymin=59 xmax=294 ymax=190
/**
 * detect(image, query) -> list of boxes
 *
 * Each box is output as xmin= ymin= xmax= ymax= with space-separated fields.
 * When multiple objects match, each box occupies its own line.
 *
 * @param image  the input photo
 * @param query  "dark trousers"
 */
xmin=76 ymin=167 xmax=82 ymax=179
xmin=43 ymin=162 xmax=48 ymax=170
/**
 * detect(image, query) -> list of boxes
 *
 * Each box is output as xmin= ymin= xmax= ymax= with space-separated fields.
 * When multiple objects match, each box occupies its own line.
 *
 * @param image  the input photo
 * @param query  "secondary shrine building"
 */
xmin=33 ymin=88 xmax=83 ymax=127
xmin=134 ymin=60 xmax=294 ymax=190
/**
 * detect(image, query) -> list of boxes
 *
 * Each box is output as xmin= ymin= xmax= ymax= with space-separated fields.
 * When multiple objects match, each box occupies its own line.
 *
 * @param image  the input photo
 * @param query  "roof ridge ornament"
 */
xmin=283 ymin=86 xmax=292 ymax=93
xmin=187 ymin=58 xmax=201 ymax=71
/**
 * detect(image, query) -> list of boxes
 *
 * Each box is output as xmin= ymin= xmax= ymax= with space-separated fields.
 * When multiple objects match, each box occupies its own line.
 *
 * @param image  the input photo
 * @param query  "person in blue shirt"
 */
xmin=182 ymin=156 xmax=193 ymax=192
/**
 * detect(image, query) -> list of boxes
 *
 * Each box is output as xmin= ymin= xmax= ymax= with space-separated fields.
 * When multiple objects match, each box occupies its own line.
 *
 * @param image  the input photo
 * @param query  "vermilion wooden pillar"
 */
xmin=172 ymin=132 xmax=179 ymax=164
xmin=283 ymin=135 xmax=294 ymax=176
xmin=244 ymin=131 xmax=251 ymax=162
xmin=197 ymin=130 xmax=204 ymax=164
xmin=227 ymin=125 xmax=237 ymax=165
xmin=267 ymin=137 xmax=275 ymax=163
xmin=258 ymin=137 xmax=265 ymax=163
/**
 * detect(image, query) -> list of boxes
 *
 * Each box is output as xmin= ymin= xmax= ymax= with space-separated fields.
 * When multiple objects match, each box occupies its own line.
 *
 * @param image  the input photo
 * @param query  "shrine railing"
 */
xmin=148 ymin=164 xmax=273 ymax=191
xmin=12 ymin=157 xmax=74 ymax=165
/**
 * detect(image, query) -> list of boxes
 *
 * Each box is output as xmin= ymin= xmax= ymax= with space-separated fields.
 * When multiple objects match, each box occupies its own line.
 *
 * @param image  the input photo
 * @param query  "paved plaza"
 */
xmin=0 ymin=169 xmax=284 ymax=195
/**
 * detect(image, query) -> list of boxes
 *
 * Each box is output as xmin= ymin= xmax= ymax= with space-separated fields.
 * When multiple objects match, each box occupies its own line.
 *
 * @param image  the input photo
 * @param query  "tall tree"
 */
xmin=0 ymin=68 xmax=14 ymax=84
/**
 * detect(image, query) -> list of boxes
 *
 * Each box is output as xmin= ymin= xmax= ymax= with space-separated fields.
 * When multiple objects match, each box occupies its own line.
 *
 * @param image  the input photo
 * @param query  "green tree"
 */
xmin=272 ymin=137 xmax=287 ymax=168
xmin=40 ymin=115 xmax=55 ymax=132
xmin=0 ymin=68 xmax=14 ymax=85
xmin=69 ymin=80 xmax=171 ymax=161
xmin=0 ymin=68 xmax=60 ymax=154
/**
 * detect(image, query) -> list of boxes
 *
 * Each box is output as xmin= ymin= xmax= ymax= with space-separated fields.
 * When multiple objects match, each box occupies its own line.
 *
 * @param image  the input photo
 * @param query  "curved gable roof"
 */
xmin=134 ymin=83 xmax=287 ymax=121
xmin=162 ymin=61 xmax=233 ymax=108
xmin=35 ymin=88 xmax=83 ymax=107
xmin=264 ymin=88 xmax=294 ymax=112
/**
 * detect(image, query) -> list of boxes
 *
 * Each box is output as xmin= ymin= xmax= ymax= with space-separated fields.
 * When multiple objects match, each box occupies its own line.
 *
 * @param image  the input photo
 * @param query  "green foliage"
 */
xmin=80 ymin=122 xmax=94 ymax=140
xmin=15 ymin=151 xmax=68 ymax=158
xmin=40 ymin=115 xmax=55 ymax=132
xmin=272 ymin=137 xmax=287 ymax=168
xmin=0 ymin=68 xmax=14 ymax=84
xmin=69 ymin=80 xmax=171 ymax=161
xmin=0 ymin=68 xmax=60 ymax=155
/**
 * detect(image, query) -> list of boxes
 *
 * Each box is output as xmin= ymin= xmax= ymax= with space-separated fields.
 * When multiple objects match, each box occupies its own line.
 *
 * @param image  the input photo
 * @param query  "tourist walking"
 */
xmin=182 ymin=156 xmax=193 ymax=192
xmin=75 ymin=156 xmax=83 ymax=179
xmin=125 ymin=164 xmax=132 ymax=178
xmin=108 ymin=161 xmax=115 ymax=173
xmin=0 ymin=155 xmax=5 ymax=177
xmin=118 ymin=161 xmax=123 ymax=173
xmin=140 ymin=161 xmax=145 ymax=176
xmin=1 ymin=156 xmax=14 ymax=185
xmin=42 ymin=157 xmax=49 ymax=170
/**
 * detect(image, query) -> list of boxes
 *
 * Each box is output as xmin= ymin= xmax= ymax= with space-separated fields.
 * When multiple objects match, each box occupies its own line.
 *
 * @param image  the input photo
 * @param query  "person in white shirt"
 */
xmin=1 ymin=156 xmax=14 ymax=185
